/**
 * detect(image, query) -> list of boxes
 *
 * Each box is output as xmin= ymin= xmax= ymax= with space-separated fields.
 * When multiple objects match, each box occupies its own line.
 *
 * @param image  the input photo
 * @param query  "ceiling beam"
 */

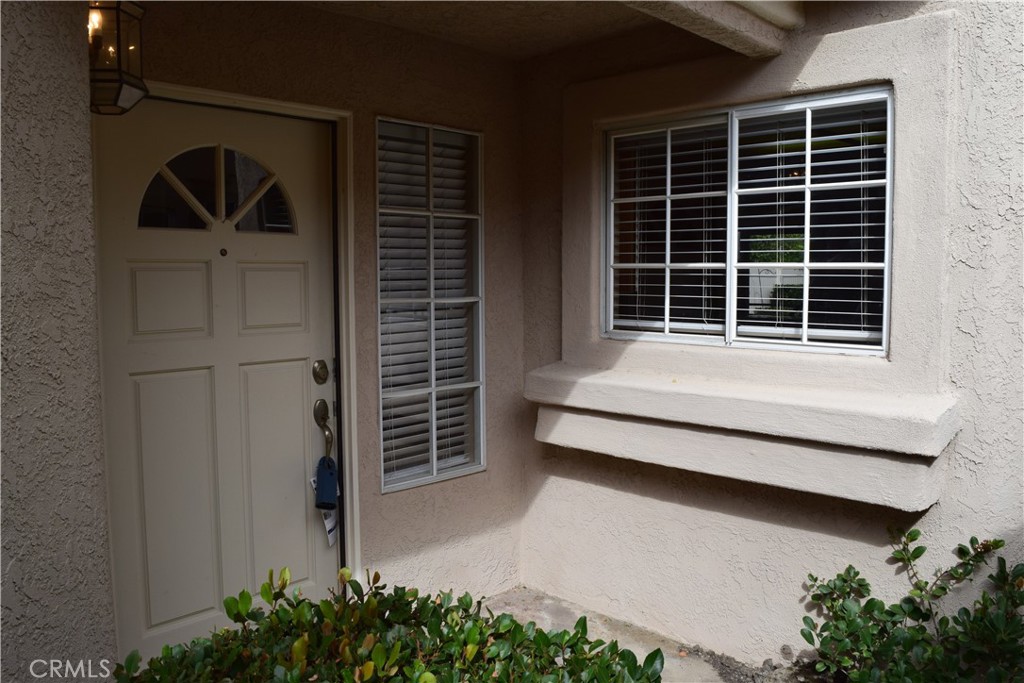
xmin=623 ymin=1 xmax=795 ymax=58
xmin=734 ymin=1 xmax=805 ymax=31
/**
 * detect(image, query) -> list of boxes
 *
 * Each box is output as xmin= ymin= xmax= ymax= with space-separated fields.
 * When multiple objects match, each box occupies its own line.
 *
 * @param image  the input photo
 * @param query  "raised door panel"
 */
xmin=238 ymin=262 xmax=308 ymax=333
xmin=130 ymin=261 xmax=212 ymax=338
xmin=240 ymin=360 xmax=314 ymax=588
xmin=134 ymin=369 xmax=221 ymax=627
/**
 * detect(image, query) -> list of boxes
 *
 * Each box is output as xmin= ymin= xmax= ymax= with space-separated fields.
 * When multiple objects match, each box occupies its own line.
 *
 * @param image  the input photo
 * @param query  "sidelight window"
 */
xmin=376 ymin=119 xmax=485 ymax=491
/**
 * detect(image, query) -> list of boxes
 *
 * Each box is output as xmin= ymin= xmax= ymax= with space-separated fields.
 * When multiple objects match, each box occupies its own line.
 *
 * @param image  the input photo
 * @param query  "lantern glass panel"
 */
xmin=88 ymin=7 xmax=118 ymax=70
xmin=119 ymin=9 xmax=143 ymax=78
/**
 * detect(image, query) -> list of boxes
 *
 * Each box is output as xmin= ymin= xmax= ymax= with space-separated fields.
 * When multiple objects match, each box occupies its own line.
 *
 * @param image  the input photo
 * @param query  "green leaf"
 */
xmin=223 ymin=595 xmax=239 ymax=620
xmin=238 ymin=589 xmax=252 ymax=616
xmin=291 ymin=633 xmax=308 ymax=668
xmin=910 ymin=546 xmax=927 ymax=561
xmin=642 ymin=649 xmax=664 ymax=677
xmin=261 ymin=582 xmax=274 ymax=605
xmin=372 ymin=642 xmax=387 ymax=670
xmin=279 ymin=567 xmax=291 ymax=590
xmin=124 ymin=650 xmax=141 ymax=675
xmin=801 ymin=628 xmax=816 ymax=645
xmin=386 ymin=639 xmax=401 ymax=668
xmin=905 ymin=529 xmax=921 ymax=543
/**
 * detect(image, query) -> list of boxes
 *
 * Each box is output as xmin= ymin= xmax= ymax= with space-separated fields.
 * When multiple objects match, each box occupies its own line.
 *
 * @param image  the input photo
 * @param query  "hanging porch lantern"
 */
xmin=88 ymin=1 xmax=148 ymax=115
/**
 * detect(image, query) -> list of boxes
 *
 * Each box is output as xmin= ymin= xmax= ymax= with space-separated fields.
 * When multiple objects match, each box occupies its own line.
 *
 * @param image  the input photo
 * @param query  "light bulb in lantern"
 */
xmin=87 ymin=10 xmax=102 ymax=40
xmin=88 ymin=9 xmax=105 ymax=68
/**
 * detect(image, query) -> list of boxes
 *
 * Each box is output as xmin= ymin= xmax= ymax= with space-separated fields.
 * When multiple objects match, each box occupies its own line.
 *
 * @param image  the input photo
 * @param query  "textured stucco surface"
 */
xmin=521 ymin=1 xmax=1023 ymax=662
xmin=1 ymin=2 xmax=118 ymax=677
xmin=143 ymin=1 xmax=530 ymax=601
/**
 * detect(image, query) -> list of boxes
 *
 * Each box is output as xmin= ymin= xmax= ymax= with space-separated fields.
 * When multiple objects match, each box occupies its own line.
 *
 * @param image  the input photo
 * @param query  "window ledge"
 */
xmin=524 ymin=363 xmax=960 ymax=511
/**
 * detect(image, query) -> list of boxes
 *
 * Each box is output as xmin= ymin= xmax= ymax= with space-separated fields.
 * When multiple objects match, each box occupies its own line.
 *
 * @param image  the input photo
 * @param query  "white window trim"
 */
xmin=601 ymin=86 xmax=894 ymax=357
xmin=375 ymin=117 xmax=487 ymax=494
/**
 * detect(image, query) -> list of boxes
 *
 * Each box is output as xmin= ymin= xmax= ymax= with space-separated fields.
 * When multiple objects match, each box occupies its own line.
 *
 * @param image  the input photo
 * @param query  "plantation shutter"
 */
xmin=378 ymin=120 xmax=483 ymax=490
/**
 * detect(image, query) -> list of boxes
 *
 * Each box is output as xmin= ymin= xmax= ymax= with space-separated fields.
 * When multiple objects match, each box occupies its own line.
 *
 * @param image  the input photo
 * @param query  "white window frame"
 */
xmin=602 ymin=86 xmax=893 ymax=357
xmin=376 ymin=117 xmax=486 ymax=493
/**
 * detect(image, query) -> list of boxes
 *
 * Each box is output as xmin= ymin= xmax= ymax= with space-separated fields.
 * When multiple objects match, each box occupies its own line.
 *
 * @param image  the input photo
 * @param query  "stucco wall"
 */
xmin=1 ymin=2 xmax=118 ymax=677
xmin=520 ymin=1 xmax=1023 ymax=663
xmin=143 ymin=1 xmax=529 ymax=599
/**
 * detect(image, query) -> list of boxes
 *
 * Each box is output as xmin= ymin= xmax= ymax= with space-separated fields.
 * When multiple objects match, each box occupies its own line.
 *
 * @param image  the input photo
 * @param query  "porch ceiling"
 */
xmin=310 ymin=1 xmax=705 ymax=60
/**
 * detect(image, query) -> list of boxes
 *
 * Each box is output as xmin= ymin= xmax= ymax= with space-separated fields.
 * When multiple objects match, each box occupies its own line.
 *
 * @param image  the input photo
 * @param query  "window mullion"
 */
xmin=664 ymin=129 xmax=671 ymax=335
xmin=882 ymin=93 xmax=894 ymax=354
xmin=215 ymin=144 xmax=225 ymax=221
xmin=802 ymin=107 xmax=812 ymax=345
xmin=725 ymin=111 xmax=739 ymax=344
xmin=606 ymin=135 xmax=615 ymax=334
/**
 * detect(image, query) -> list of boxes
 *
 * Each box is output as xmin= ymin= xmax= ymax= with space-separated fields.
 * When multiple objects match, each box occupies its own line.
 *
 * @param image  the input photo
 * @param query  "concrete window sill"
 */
xmin=524 ymin=362 xmax=960 ymax=511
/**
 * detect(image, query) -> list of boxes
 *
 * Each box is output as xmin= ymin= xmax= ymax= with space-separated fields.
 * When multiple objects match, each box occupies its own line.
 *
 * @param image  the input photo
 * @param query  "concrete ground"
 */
xmin=484 ymin=587 xmax=726 ymax=683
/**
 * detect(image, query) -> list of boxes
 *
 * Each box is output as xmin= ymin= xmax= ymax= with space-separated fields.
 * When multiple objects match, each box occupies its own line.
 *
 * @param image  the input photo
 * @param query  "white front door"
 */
xmin=95 ymin=98 xmax=339 ymax=657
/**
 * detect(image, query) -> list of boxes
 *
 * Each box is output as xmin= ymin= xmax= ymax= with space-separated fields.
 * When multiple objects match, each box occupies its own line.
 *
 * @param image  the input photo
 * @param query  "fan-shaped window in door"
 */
xmin=138 ymin=145 xmax=295 ymax=233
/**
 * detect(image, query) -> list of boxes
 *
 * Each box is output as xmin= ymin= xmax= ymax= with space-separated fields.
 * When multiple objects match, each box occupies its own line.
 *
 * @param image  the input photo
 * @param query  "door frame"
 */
xmin=137 ymin=80 xmax=362 ymax=577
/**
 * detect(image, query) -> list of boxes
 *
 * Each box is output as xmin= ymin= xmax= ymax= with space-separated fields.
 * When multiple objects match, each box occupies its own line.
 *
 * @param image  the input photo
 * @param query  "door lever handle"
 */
xmin=313 ymin=399 xmax=334 ymax=458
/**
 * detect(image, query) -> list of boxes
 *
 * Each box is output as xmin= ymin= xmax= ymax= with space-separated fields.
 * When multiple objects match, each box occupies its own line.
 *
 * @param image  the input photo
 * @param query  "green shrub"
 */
xmin=114 ymin=568 xmax=664 ymax=683
xmin=801 ymin=529 xmax=1024 ymax=682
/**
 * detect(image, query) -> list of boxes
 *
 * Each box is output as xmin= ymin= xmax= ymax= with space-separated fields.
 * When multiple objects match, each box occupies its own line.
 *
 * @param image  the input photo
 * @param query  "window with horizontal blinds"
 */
xmin=377 ymin=120 xmax=484 ymax=491
xmin=607 ymin=87 xmax=892 ymax=353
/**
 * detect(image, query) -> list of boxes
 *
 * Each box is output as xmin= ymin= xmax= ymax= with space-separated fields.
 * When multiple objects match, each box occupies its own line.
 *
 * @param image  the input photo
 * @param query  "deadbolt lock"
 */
xmin=312 ymin=359 xmax=330 ymax=385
